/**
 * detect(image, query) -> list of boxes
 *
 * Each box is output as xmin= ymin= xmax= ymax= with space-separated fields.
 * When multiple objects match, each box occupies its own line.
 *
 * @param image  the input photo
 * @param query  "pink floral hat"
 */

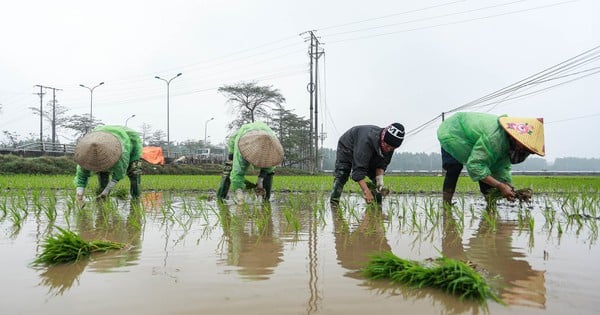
xmin=499 ymin=117 xmax=545 ymax=156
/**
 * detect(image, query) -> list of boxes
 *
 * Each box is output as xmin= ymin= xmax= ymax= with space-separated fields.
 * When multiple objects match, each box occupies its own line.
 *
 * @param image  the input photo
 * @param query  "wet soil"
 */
xmin=0 ymin=191 xmax=598 ymax=315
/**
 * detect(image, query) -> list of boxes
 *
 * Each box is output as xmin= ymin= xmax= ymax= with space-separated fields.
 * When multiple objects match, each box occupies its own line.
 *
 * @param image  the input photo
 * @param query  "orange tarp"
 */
xmin=141 ymin=146 xmax=165 ymax=165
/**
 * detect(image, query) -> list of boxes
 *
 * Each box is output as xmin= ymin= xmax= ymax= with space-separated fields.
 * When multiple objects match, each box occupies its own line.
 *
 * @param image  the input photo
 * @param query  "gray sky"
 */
xmin=1 ymin=0 xmax=598 ymax=162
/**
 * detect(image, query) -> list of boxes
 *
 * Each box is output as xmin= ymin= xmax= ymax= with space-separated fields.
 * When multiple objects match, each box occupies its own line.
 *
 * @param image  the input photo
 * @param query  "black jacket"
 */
xmin=336 ymin=125 xmax=393 ymax=182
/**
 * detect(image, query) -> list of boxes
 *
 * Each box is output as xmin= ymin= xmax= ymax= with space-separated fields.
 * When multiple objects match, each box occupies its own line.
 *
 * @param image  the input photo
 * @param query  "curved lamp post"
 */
xmin=155 ymin=73 xmax=182 ymax=157
xmin=125 ymin=114 xmax=136 ymax=127
xmin=204 ymin=117 xmax=214 ymax=145
xmin=79 ymin=82 xmax=104 ymax=131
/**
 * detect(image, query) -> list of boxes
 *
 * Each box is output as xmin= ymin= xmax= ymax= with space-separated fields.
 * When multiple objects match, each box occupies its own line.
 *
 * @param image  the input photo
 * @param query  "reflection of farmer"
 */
xmin=217 ymin=203 xmax=283 ymax=280
xmin=441 ymin=215 xmax=546 ymax=308
xmin=437 ymin=113 xmax=545 ymax=205
xmin=331 ymin=208 xmax=391 ymax=277
xmin=217 ymin=121 xmax=284 ymax=203
xmin=39 ymin=202 xmax=143 ymax=295
xmin=74 ymin=125 xmax=143 ymax=202
xmin=330 ymin=123 xmax=405 ymax=206
xmin=77 ymin=201 xmax=143 ymax=270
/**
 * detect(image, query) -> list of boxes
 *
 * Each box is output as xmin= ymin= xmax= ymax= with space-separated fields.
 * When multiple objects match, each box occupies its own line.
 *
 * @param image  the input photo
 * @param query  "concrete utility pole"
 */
xmin=301 ymin=30 xmax=325 ymax=173
xmin=34 ymin=85 xmax=62 ymax=144
xmin=34 ymin=85 xmax=45 ymax=143
xmin=312 ymin=35 xmax=324 ymax=172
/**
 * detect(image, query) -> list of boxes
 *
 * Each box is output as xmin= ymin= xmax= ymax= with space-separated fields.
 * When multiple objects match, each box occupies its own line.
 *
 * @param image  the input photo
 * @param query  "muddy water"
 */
xmin=0 ymin=191 xmax=598 ymax=315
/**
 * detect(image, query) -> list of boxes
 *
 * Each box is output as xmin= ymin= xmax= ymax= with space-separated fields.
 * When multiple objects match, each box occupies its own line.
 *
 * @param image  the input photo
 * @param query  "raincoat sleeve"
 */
xmin=227 ymin=128 xmax=246 ymax=191
xmin=491 ymin=157 xmax=513 ymax=184
xmin=125 ymin=129 xmax=143 ymax=162
xmin=350 ymin=136 xmax=374 ymax=182
xmin=74 ymin=165 xmax=92 ymax=188
xmin=465 ymin=132 xmax=512 ymax=183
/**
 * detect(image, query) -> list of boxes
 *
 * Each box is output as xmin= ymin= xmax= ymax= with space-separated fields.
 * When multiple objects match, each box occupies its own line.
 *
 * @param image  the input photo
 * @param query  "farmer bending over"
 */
xmin=437 ymin=112 xmax=545 ymax=206
xmin=74 ymin=125 xmax=143 ymax=203
xmin=217 ymin=121 xmax=284 ymax=204
xmin=330 ymin=123 xmax=405 ymax=206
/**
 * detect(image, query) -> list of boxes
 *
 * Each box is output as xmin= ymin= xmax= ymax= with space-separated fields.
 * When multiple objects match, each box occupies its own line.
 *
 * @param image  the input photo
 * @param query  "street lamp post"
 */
xmin=155 ymin=73 xmax=182 ymax=157
xmin=125 ymin=114 xmax=136 ymax=127
xmin=204 ymin=117 xmax=214 ymax=145
xmin=79 ymin=82 xmax=104 ymax=131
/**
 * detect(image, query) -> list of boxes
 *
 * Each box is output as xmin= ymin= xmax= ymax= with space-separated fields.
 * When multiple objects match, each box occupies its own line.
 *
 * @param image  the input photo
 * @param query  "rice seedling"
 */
xmin=363 ymin=251 xmax=502 ymax=304
xmin=32 ymin=226 xmax=126 ymax=266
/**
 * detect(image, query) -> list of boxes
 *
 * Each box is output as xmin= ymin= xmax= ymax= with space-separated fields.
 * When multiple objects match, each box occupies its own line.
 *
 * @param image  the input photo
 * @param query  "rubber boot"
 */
xmin=442 ymin=189 xmax=454 ymax=207
xmin=127 ymin=161 xmax=143 ymax=199
xmin=217 ymin=160 xmax=233 ymax=201
xmin=262 ymin=172 xmax=274 ymax=202
xmin=97 ymin=172 xmax=110 ymax=196
xmin=217 ymin=176 xmax=231 ymax=201
xmin=129 ymin=174 xmax=141 ymax=199
xmin=330 ymin=178 xmax=346 ymax=206
xmin=375 ymin=191 xmax=383 ymax=205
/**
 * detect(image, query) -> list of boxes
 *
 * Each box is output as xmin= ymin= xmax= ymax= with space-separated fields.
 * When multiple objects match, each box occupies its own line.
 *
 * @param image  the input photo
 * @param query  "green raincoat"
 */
xmin=437 ymin=112 xmax=512 ymax=183
xmin=227 ymin=121 xmax=277 ymax=191
xmin=74 ymin=125 xmax=143 ymax=188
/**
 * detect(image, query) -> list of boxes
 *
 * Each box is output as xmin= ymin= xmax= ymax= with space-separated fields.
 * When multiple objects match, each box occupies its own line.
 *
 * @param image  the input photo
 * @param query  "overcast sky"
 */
xmin=1 ymin=0 xmax=598 ymax=162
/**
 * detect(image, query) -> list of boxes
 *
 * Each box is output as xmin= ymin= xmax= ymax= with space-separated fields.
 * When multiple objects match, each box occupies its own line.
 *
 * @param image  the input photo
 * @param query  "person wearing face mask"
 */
xmin=330 ymin=123 xmax=405 ymax=206
xmin=437 ymin=112 xmax=545 ymax=205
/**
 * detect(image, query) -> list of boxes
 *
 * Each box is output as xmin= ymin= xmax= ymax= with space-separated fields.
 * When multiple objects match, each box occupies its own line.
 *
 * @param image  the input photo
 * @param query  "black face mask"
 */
xmin=509 ymin=148 xmax=530 ymax=164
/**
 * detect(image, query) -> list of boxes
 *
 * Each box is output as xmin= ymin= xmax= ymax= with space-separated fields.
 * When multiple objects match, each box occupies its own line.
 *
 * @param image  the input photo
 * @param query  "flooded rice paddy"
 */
xmin=0 ymin=190 xmax=599 ymax=315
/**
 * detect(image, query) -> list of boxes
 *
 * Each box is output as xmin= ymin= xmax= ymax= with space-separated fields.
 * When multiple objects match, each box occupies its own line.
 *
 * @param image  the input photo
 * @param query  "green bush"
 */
xmin=0 ymin=155 xmax=76 ymax=175
xmin=0 ymin=154 xmax=311 ymax=176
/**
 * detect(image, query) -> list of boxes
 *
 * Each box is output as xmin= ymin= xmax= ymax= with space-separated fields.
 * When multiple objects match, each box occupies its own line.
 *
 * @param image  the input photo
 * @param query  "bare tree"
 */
xmin=218 ymin=81 xmax=285 ymax=132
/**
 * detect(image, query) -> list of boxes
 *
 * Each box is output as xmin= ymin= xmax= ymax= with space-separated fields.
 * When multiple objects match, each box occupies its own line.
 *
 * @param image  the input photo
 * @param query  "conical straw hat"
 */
xmin=499 ymin=116 xmax=545 ymax=156
xmin=74 ymin=131 xmax=122 ymax=171
xmin=238 ymin=130 xmax=284 ymax=168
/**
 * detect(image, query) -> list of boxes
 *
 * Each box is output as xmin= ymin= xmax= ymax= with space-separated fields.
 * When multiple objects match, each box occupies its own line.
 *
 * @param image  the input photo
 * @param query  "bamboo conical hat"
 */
xmin=73 ymin=131 xmax=122 ymax=171
xmin=499 ymin=116 xmax=545 ymax=156
xmin=238 ymin=130 xmax=284 ymax=168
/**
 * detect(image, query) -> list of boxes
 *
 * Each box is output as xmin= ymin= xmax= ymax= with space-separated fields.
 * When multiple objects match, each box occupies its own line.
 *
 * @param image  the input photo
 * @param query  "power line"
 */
xmin=317 ymin=0 xmax=468 ymax=31
xmin=405 ymin=44 xmax=600 ymax=137
xmin=324 ymin=0 xmax=578 ymax=44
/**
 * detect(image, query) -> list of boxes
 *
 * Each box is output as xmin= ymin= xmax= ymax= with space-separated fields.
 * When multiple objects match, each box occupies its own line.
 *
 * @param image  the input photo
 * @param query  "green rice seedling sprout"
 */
xmin=0 ymin=196 xmax=8 ymax=219
xmin=363 ymin=251 xmax=502 ymax=304
xmin=32 ymin=226 xmax=126 ymax=266
xmin=481 ymin=210 xmax=497 ymax=232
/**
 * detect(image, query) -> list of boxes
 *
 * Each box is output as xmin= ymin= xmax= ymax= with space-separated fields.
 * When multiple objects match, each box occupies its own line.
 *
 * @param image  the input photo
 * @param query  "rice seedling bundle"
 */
xmin=33 ymin=227 xmax=126 ymax=266
xmin=363 ymin=251 xmax=502 ymax=304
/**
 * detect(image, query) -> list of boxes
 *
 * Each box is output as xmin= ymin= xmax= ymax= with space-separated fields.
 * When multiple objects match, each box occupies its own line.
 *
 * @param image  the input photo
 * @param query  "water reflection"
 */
xmin=216 ymin=203 xmax=283 ymax=280
xmin=36 ymin=200 xmax=143 ymax=295
xmin=331 ymin=206 xmax=391 ymax=278
xmin=442 ymin=212 xmax=547 ymax=309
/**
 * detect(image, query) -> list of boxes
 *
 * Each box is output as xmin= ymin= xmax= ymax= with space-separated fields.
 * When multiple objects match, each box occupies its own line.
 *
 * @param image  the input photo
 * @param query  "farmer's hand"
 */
xmin=255 ymin=177 xmax=265 ymax=196
xmin=363 ymin=189 xmax=375 ymax=204
xmin=75 ymin=187 xmax=85 ymax=207
xmin=375 ymin=175 xmax=384 ymax=191
xmin=497 ymin=182 xmax=516 ymax=201
xmin=234 ymin=189 xmax=245 ymax=204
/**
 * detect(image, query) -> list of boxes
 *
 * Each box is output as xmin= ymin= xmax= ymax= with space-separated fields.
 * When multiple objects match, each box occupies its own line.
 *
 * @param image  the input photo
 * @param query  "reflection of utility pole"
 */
xmin=307 ymin=197 xmax=321 ymax=313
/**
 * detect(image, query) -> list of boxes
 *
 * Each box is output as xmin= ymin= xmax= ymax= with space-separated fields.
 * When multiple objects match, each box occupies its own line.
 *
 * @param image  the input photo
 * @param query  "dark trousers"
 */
xmin=97 ymin=167 xmax=141 ymax=198
xmin=441 ymin=148 xmax=493 ymax=197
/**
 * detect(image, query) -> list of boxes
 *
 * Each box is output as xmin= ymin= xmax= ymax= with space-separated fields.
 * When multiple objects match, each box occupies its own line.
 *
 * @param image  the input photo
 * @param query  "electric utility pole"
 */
xmin=34 ymin=85 xmax=62 ymax=144
xmin=301 ymin=30 xmax=325 ymax=173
